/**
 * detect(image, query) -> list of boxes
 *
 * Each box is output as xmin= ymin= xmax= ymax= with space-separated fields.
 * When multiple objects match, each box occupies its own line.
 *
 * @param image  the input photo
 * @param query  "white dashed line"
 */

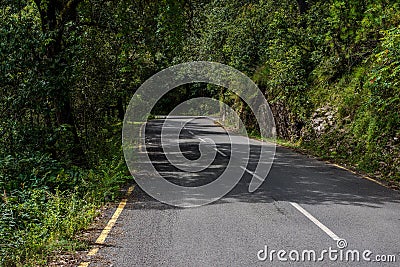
xmin=289 ymin=202 xmax=342 ymax=241
xmin=192 ymin=133 xmax=226 ymax=157
xmin=213 ymin=147 xmax=227 ymax=157
xmin=240 ymin=166 xmax=264 ymax=182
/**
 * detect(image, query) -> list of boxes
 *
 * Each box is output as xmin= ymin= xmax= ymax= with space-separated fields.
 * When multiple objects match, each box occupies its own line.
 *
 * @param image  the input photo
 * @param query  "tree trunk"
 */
xmin=296 ymin=0 xmax=308 ymax=15
xmin=34 ymin=0 xmax=86 ymax=165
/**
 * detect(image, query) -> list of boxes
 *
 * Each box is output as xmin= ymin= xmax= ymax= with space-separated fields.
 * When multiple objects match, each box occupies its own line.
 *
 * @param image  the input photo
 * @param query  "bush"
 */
xmin=0 ymin=188 xmax=97 ymax=266
xmin=0 ymin=152 xmax=132 ymax=266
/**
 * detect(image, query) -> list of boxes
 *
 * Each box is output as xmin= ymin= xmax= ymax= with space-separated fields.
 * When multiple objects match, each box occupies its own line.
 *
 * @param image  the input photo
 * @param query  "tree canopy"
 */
xmin=0 ymin=0 xmax=399 ymax=265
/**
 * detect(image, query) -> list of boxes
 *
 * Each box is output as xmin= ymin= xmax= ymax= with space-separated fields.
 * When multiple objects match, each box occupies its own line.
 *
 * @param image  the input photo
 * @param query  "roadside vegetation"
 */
xmin=194 ymin=0 xmax=400 ymax=185
xmin=0 ymin=0 xmax=399 ymax=265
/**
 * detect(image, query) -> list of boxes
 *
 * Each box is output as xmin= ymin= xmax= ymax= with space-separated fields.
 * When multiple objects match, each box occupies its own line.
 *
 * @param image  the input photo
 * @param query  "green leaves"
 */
xmin=1 ymin=0 xmax=400 ymax=263
xmin=365 ymin=25 xmax=400 ymax=132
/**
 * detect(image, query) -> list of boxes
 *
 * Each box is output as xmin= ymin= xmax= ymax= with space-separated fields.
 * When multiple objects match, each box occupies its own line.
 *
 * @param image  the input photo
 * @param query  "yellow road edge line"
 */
xmin=87 ymin=247 xmax=99 ymax=256
xmin=330 ymin=163 xmax=388 ymax=188
xmin=78 ymin=185 xmax=135 ymax=267
xmin=270 ymin=138 xmax=391 ymax=190
xmin=250 ymin=134 xmax=391 ymax=190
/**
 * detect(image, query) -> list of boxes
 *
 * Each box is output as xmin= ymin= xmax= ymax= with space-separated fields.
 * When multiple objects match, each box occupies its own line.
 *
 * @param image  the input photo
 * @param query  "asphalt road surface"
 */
xmin=87 ymin=116 xmax=400 ymax=266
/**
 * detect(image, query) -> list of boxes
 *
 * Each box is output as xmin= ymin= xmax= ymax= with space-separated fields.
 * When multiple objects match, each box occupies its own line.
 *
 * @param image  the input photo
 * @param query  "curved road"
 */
xmin=84 ymin=116 xmax=400 ymax=266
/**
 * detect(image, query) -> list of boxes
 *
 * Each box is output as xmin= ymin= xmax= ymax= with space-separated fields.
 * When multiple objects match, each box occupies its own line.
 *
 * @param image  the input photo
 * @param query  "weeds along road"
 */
xmin=82 ymin=117 xmax=400 ymax=267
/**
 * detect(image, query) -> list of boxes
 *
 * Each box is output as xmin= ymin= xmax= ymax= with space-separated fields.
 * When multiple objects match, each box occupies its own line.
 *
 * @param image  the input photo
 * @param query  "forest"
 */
xmin=0 ymin=0 xmax=399 ymax=265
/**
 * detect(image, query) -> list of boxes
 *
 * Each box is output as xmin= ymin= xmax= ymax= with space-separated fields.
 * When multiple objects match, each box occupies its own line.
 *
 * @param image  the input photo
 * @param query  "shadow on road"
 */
xmin=124 ymin=118 xmax=400 ymax=210
xmin=127 ymin=146 xmax=400 ymax=211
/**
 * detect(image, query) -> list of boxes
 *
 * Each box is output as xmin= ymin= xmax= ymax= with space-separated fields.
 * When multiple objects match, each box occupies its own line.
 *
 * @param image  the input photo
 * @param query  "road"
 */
xmin=86 ymin=116 xmax=400 ymax=266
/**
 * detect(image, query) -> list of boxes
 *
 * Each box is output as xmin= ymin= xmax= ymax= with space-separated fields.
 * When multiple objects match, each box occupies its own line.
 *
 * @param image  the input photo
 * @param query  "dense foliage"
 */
xmin=0 ymin=0 xmax=399 ymax=265
xmin=189 ymin=0 xmax=400 ymax=182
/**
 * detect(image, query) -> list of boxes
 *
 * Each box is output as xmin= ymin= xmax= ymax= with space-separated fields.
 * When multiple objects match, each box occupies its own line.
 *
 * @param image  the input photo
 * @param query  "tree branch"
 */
xmin=58 ymin=0 xmax=83 ymax=28
xmin=78 ymin=21 xmax=119 ymax=33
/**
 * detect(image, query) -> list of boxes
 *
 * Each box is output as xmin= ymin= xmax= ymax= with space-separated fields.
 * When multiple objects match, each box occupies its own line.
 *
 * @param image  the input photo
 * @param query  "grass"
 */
xmin=0 ymin=155 xmax=133 ymax=267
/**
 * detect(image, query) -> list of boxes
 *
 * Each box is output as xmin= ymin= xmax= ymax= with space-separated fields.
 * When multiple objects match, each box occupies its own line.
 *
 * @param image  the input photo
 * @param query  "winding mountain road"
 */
xmin=83 ymin=116 xmax=400 ymax=266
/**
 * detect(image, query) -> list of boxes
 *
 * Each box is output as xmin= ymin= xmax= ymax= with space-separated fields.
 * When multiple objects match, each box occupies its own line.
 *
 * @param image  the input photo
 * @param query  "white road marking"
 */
xmin=240 ymin=166 xmax=264 ymax=182
xmin=191 ymin=133 xmax=226 ymax=157
xmin=289 ymin=202 xmax=341 ymax=241
xmin=213 ymin=147 xmax=227 ymax=157
xmin=188 ymin=130 xmax=194 ymax=135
